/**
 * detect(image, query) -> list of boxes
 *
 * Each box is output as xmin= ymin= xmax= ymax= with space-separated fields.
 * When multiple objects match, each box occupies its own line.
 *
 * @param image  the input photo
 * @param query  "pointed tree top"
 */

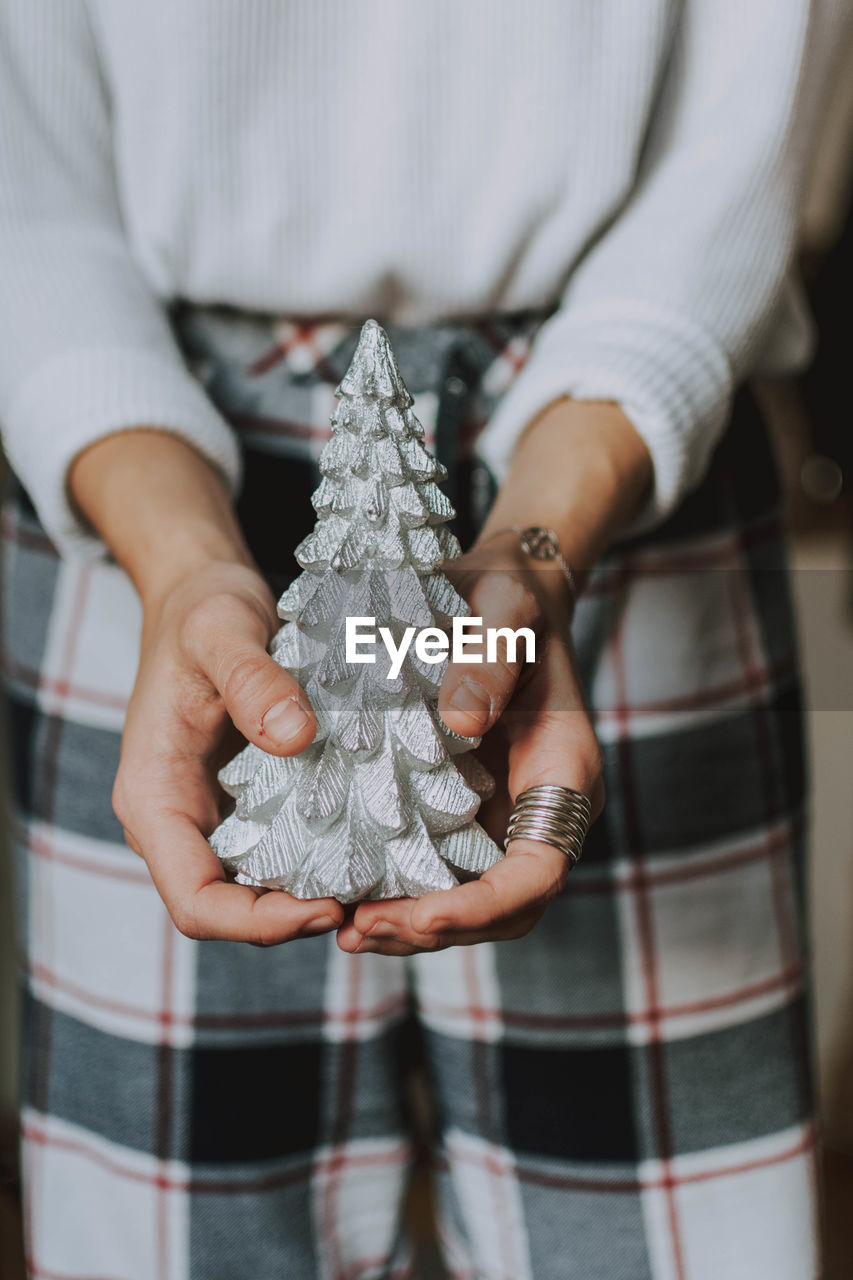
xmin=336 ymin=319 xmax=413 ymax=405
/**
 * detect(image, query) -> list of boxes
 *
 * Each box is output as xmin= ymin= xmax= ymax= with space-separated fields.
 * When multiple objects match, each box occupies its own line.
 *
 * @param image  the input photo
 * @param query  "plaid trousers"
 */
xmin=2 ymin=309 xmax=819 ymax=1280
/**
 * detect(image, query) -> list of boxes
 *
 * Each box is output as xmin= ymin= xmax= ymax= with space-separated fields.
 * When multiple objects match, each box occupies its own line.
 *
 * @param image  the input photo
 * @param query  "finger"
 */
xmin=438 ymin=570 xmax=539 ymax=738
xmin=503 ymin=633 xmax=605 ymax=818
xmin=336 ymin=904 xmax=543 ymax=954
xmin=182 ymin=595 xmax=316 ymax=755
xmin=351 ymin=841 xmax=568 ymax=940
xmin=140 ymin=809 xmax=344 ymax=944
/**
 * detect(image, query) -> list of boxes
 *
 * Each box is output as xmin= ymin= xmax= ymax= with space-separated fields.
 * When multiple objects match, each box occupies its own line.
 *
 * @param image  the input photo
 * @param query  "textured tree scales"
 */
xmin=209 ymin=319 xmax=504 ymax=902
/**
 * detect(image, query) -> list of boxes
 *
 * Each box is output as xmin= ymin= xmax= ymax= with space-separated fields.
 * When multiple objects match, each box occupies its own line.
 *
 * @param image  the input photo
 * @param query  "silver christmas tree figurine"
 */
xmin=209 ymin=319 xmax=504 ymax=902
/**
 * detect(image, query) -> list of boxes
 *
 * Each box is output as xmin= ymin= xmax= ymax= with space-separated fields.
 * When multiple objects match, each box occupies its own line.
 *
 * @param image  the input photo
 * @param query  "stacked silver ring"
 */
xmin=505 ymin=784 xmax=592 ymax=866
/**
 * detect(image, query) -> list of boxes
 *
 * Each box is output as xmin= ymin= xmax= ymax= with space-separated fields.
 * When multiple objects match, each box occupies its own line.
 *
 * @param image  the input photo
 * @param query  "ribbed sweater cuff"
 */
xmin=477 ymin=302 xmax=733 ymax=535
xmin=2 ymin=345 xmax=242 ymax=560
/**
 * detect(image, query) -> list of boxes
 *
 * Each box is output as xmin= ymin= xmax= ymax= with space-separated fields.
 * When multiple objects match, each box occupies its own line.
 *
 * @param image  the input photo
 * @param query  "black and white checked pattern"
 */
xmin=2 ymin=308 xmax=819 ymax=1279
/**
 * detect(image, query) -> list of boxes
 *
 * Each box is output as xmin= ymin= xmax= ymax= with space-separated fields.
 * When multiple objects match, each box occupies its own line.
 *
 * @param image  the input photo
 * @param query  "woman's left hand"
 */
xmin=336 ymin=536 xmax=605 ymax=955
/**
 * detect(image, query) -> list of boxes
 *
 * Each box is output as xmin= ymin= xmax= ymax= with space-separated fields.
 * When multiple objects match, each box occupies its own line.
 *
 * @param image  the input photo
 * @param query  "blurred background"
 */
xmin=2 ymin=31 xmax=853 ymax=1280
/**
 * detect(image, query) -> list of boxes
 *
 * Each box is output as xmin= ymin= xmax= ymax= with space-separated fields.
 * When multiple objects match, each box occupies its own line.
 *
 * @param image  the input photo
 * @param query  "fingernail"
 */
xmin=448 ymin=679 xmax=492 ymax=727
xmin=262 ymin=697 xmax=311 ymax=746
xmin=300 ymin=914 xmax=337 ymax=935
xmin=366 ymin=920 xmax=397 ymax=938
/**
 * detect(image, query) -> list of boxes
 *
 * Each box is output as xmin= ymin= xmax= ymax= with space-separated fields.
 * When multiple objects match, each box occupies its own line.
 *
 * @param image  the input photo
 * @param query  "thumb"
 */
xmin=504 ymin=633 xmax=606 ymax=823
xmin=218 ymin=646 xmax=317 ymax=755
xmin=186 ymin=598 xmax=317 ymax=755
xmin=438 ymin=571 xmax=537 ymax=738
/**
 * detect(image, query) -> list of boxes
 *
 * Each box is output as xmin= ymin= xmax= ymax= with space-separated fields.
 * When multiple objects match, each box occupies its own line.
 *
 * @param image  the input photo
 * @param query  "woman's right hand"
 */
xmin=69 ymin=428 xmax=345 ymax=946
xmin=112 ymin=557 xmax=345 ymax=944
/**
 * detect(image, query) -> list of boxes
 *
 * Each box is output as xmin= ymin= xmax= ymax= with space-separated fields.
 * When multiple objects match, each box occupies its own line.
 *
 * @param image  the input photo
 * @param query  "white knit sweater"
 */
xmin=0 ymin=1 xmax=839 ymax=558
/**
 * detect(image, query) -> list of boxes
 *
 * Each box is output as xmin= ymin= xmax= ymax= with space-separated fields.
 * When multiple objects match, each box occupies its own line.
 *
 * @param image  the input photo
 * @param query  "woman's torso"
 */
xmin=89 ymin=0 xmax=677 ymax=318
